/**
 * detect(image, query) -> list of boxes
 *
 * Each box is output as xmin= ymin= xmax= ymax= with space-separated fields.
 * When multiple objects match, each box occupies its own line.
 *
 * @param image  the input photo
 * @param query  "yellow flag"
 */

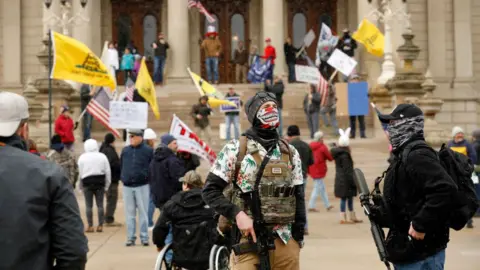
xmin=50 ymin=31 xmax=116 ymax=90
xmin=186 ymin=68 xmax=237 ymax=108
xmin=135 ymin=57 xmax=160 ymax=119
xmin=352 ymin=19 xmax=385 ymax=57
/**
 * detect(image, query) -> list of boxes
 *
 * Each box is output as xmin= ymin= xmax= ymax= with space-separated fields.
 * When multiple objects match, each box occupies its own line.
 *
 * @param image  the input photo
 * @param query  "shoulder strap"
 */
xmin=401 ymin=140 xmax=432 ymax=165
xmin=278 ymin=139 xmax=294 ymax=167
xmin=233 ymin=136 xmax=248 ymax=183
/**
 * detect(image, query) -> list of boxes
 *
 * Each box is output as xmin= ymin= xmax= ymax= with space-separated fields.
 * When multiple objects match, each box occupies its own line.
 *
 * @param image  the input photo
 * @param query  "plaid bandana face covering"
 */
xmin=387 ymin=115 xmax=425 ymax=151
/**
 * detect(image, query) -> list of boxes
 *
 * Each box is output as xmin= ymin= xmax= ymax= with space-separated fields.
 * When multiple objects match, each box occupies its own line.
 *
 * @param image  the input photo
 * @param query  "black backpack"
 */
xmin=402 ymin=141 xmax=479 ymax=231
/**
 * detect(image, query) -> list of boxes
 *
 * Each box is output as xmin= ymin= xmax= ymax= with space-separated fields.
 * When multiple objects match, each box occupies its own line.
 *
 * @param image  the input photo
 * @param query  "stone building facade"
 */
xmin=0 ymin=0 xmax=479 ymax=133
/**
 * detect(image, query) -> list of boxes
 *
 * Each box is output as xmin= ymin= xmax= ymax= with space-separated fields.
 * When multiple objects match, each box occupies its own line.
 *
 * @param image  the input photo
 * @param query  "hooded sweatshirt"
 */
xmin=78 ymin=139 xmax=111 ymax=190
xmin=308 ymin=141 xmax=333 ymax=179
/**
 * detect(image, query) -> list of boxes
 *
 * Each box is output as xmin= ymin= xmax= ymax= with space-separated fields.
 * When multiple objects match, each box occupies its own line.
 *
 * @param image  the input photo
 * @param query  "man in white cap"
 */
xmin=0 ymin=91 xmax=88 ymax=269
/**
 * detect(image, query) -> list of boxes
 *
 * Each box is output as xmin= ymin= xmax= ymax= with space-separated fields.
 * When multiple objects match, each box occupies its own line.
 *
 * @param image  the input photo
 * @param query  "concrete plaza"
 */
xmin=79 ymin=137 xmax=480 ymax=270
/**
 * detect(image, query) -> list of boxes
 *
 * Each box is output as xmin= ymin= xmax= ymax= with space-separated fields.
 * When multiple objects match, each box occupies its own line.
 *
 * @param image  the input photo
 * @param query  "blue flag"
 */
xmin=248 ymin=57 xmax=272 ymax=84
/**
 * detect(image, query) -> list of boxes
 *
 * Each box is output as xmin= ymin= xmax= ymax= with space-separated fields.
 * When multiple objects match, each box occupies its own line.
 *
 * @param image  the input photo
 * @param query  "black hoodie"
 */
xmin=149 ymin=146 xmax=186 ymax=208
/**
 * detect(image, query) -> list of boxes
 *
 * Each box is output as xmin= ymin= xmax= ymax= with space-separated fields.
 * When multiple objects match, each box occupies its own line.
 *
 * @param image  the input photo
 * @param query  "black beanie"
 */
xmin=287 ymin=125 xmax=300 ymax=137
xmin=104 ymin=133 xmax=115 ymax=145
xmin=244 ymin=91 xmax=278 ymax=124
xmin=51 ymin=135 xmax=62 ymax=145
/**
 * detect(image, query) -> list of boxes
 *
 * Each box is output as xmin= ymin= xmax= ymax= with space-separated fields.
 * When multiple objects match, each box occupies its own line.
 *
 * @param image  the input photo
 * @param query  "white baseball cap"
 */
xmin=0 ymin=91 xmax=29 ymax=137
xmin=143 ymin=128 xmax=157 ymax=140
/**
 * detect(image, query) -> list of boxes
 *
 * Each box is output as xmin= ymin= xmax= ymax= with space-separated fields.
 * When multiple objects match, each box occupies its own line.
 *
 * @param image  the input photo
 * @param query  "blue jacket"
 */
xmin=120 ymin=143 xmax=154 ymax=187
xmin=149 ymin=146 xmax=186 ymax=208
xmin=447 ymin=139 xmax=477 ymax=164
xmin=121 ymin=53 xmax=134 ymax=70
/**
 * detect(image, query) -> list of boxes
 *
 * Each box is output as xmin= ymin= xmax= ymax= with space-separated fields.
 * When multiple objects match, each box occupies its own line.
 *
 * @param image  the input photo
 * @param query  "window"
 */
xmin=117 ymin=14 xmax=132 ymax=56
xmin=143 ymin=14 xmax=157 ymax=59
xmin=293 ymin=13 xmax=306 ymax=48
xmin=204 ymin=14 xmax=220 ymax=34
xmin=231 ymin=13 xmax=245 ymax=58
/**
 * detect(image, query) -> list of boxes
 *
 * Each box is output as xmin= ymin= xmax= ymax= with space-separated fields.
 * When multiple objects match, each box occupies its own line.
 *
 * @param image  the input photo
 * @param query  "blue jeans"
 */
xmin=308 ymin=178 xmax=331 ymax=209
xmin=277 ymin=108 xmax=283 ymax=136
xmin=340 ymin=197 xmax=353 ymax=212
xmin=225 ymin=114 xmax=240 ymax=140
xmin=123 ymin=184 xmax=150 ymax=243
xmin=148 ymin=196 xmax=156 ymax=227
xmin=165 ymin=224 xmax=173 ymax=263
xmin=154 ymin=56 xmax=166 ymax=83
xmin=205 ymin=57 xmax=219 ymax=82
xmin=287 ymin=62 xmax=295 ymax=82
xmin=306 ymin=112 xmax=319 ymax=139
xmin=82 ymin=111 xmax=92 ymax=142
xmin=394 ymin=250 xmax=445 ymax=270
xmin=321 ymin=109 xmax=339 ymax=135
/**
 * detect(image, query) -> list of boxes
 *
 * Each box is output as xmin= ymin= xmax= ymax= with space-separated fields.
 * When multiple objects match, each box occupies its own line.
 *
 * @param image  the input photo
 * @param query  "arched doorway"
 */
xmin=199 ymin=0 xmax=250 ymax=84
xmin=111 ymin=0 xmax=162 ymax=85
xmin=287 ymin=0 xmax=337 ymax=62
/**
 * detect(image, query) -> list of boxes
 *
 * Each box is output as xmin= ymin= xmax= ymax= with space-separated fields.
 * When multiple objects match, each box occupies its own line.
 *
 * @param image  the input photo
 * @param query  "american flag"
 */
xmin=87 ymin=88 xmax=121 ymax=138
xmin=125 ymin=77 xmax=135 ymax=102
xmin=187 ymin=0 xmax=216 ymax=23
xmin=318 ymin=73 xmax=329 ymax=106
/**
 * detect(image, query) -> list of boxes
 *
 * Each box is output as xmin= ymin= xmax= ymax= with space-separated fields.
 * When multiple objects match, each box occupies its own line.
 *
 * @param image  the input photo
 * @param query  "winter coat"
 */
xmin=284 ymin=43 xmax=298 ymax=64
xmin=308 ymin=141 xmax=333 ymax=179
xmin=29 ymin=149 xmax=46 ymax=160
xmin=178 ymin=151 xmax=201 ymax=172
xmin=337 ymin=35 xmax=357 ymax=57
xmin=263 ymin=45 xmax=277 ymax=64
xmin=46 ymin=147 xmax=77 ymax=185
xmin=378 ymin=138 xmax=457 ymax=264
xmin=100 ymin=143 xmax=121 ymax=184
xmin=265 ymin=81 xmax=285 ymax=109
xmin=331 ymin=146 xmax=357 ymax=198
xmin=191 ymin=100 xmax=212 ymax=128
xmin=447 ymin=139 xmax=477 ymax=164
xmin=120 ymin=143 xmax=153 ymax=187
xmin=303 ymin=91 xmax=321 ymax=114
xmin=54 ymin=114 xmax=75 ymax=144
xmin=78 ymin=139 xmax=111 ymax=191
xmin=121 ymin=53 xmax=134 ymax=70
xmin=0 ymin=135 xmax=87 ymax=270
xmin=201 ymin=38 xmax=223 ymax=58
xmin=234 ymin=48 xmax=248 ymax=65
xmin=289 ymin=138 xmax=313 ymax=179
xmin=149 ymin=146 xmax=186 ymax=208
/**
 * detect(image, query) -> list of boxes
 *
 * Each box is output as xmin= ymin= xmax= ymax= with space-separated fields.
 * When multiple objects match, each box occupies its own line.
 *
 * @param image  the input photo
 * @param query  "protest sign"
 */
xmin=304 ymin=29 xmax=316 ymax=47
xmin=220 ymin=96 xmax=241 ymax=113
xmin=335 ymin=82 xmax=369 ymax=116
xmin=295 ymin=65 xmax=321 ymax=85
xmin=109 ymin=101 xmax=148 ymax=129
xmin=327 ymin=49 xmax=358 ymax=77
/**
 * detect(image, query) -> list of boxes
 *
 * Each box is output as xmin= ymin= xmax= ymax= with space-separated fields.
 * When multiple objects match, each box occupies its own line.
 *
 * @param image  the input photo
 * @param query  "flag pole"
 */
xmin=48 ymin=30 xmax=53 ymax=143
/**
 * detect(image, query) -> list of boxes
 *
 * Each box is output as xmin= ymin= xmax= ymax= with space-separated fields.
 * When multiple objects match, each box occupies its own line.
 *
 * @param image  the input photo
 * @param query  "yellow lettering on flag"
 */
xmin=50 ymin=31 xmax=116 ymax=91
xmin=352 ymin=19 xmax=385 ymax=57
xmin=186 ymin=68 xmax=237 ymax=108
xmin=135 ymin=57 xmax=160 ymax=119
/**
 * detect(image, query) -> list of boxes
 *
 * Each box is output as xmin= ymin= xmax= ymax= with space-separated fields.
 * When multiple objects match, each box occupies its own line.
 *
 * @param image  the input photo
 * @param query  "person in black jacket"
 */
xmin=80 ymin=84 xmax=93 ymax=142
xmin=374 ymin=104 xmax=457 ymax=268
xmin=152 ymin=33 xmax=170 ymax=85
xmin=472 ymin=129 xmax=480 ymax=217
xmin=177 ymin=150 xmax=201 ymax=172
xmin=284 ymin=37 xmax=298 ymax=83
xmin=303 ymin=84 xmax=321 ymax=139
xmin=337 ymin=29 xmax=357 ymax=82
xmin=153 ymin=171 xmax=220 ymax=269
xmin=100 ymin=133 xmax=122 ymax=226
xmin=0 ymin=92 xmax=88 ymax=270
xmin=191 ymin=96 xmax=213 ymax=143
xmin=265 ymin=75 xmax=285 ymax=136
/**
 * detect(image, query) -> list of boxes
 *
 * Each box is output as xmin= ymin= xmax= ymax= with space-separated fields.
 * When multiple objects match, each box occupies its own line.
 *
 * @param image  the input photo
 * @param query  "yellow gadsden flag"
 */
xmin=136 ymin=57 xmax=160 ymax=119
xmin=50 ymin=31 xmax=116 ymax=90
xmin=352 ymin=19 xmax=385 ymax=57
xmin=186 ymin=68 xmax=237 ymax=108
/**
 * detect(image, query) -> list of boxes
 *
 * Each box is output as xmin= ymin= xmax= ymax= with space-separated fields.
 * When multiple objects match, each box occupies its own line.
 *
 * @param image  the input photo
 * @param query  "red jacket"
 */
xmin=308 ymin=141 xmax=333 ymax=179
xmin=54 ymin=114 xmax=75 ymax=144
xmin=263 ymin=45 xmax=276 ymax=65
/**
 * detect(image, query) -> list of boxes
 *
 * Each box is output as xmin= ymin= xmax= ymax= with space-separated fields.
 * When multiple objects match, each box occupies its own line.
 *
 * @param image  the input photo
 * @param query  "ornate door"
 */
xmin=287 ymin=0 xmax=337 ymax=63
xmin=199 ymin=0 xmax=250 ymax=84
xmin=111 ymin=0 xmax=162 ymax=85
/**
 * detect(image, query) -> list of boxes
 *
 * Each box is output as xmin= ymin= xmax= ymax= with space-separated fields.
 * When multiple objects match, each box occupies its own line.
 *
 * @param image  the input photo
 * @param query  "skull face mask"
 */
xmin=256 ymin=105 xmax=279 ymax=129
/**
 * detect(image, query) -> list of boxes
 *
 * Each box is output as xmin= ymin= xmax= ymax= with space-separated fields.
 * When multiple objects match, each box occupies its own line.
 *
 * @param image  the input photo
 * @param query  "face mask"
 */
xmin=256 ymin=106 xmax=279 ymax=129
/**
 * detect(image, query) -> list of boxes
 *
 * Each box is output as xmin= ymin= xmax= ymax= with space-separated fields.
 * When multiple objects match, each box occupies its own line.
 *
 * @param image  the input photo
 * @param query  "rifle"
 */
xmin=233 ymin=146 xmax=276 ymax=270
xmin=354 ymin=168 xmax=391 ymax=270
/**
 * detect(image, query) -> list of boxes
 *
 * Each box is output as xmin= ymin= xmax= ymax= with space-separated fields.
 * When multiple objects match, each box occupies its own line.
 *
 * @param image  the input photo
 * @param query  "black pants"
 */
xmin=105 ymin=182 xmax=119 ymax=224
xmin=349 ymin=115 xmax=366 ymax=138
xmin=84 ymin=186 xmax=105 ymax=227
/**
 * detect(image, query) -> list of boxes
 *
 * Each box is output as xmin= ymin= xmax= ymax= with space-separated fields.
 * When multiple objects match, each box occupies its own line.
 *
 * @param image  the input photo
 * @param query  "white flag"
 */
xmin=320 ymin=23 xmax=333 ymax=41
xmin=169 ymin=114 xmax=217 ymax=165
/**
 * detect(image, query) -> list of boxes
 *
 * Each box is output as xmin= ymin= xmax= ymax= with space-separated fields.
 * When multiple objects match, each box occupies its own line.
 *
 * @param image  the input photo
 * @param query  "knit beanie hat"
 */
xmin=244 ymin=91 xmax=278 ymax=124
xmin=161 ymin=134 xmax=176 ymax=146
xmin=313 ymin=131 xmax=324 ymax=141
xmin=452 ymin=126 xmax=464 ymax=137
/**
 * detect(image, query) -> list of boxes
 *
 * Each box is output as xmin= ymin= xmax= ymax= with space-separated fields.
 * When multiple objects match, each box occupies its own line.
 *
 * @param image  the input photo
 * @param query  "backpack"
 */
xmin=402 ymin=141 xmax=479 ymax=231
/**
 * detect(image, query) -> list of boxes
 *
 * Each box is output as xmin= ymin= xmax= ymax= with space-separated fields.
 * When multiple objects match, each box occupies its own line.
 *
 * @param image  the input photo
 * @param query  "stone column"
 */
xmin=167 ymin=0 xmax=190 ymax=83
xmin=72 ymin=0 xmax=101 ymax=55
xmin=427 ymin=0 xmax=447 ymax=79
xmin=390 ymin=0 xmax=408 ymax=67
xmin=262 ymin=0 xmax=285 ymax=76
xmin=23 ymin=78 xmax=49 ymax=152
xmin=2 ymin=0 xmax=22 ymax=93
xmin=453 ymin=0 xmax=474 ymax=95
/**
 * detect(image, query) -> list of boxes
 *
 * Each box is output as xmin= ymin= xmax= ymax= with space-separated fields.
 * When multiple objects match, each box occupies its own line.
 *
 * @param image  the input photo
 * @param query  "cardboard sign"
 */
xmin=220 ymin=96 xmax=241 ymax=113
xmin=295 ymin=65 xmax=320 ymax=85
xmin=109 ymin=101 xmax=148 ymax=129
xmin=335 ymin=82 xmax=369 ymax=116
xmin=304 ymin=30 xmax=316 ymax=47
xmin=327 ymin=49 xmax=358 ymax=77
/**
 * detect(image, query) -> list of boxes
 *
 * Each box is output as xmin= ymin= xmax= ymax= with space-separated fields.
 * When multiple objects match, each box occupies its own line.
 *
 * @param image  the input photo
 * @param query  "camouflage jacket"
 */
xmin=46 ymin=149 xmax=78 ymax=185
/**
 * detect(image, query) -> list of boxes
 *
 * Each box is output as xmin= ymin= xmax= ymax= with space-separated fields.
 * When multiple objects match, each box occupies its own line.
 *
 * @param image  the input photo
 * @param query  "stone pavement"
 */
xmin=79 ymin=137 xmax=480 ymax=270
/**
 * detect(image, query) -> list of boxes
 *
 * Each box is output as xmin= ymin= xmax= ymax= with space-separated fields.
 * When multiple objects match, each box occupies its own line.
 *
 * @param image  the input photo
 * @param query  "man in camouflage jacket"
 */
xmin=47 ymin=135 xmax=78 ymax=187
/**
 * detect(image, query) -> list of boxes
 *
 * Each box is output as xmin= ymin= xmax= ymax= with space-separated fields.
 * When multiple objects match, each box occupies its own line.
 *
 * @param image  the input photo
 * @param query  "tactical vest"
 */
xmin=229 ymin=136 xmax=296 ymax=225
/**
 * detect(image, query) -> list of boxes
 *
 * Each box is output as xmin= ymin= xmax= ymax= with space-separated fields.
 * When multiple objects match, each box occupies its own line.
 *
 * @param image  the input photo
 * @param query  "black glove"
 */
xmin=74 ymin=122 xmax=79 ymax=130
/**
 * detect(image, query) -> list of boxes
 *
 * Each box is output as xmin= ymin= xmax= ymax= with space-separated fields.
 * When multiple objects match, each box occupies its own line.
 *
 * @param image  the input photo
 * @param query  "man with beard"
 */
xmin=0 ymin=92 xmax=87 ymax=270
xmin=373 ymin=104 xmax=457 ymax=269
xmin=203 ymin=91 xmax=305 ymax=270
